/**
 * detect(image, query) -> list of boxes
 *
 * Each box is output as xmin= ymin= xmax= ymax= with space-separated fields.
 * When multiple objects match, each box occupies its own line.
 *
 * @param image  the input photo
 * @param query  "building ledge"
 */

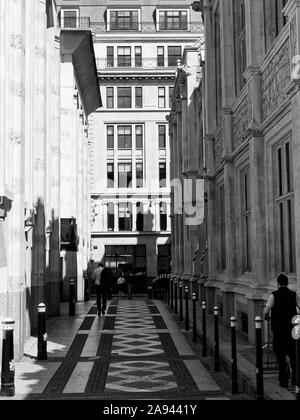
xmin=60 ymin=30 xmax=102 ymax=115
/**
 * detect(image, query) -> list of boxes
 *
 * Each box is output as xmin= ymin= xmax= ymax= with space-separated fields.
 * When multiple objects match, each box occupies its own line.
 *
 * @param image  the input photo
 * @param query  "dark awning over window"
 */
xmin=60 ymin=30 xmax=102 ymax=116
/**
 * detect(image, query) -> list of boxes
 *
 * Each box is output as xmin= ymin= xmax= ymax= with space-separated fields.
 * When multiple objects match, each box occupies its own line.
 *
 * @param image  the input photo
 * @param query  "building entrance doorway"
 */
xmin=105 ymin=245 xmax=147 ymax=294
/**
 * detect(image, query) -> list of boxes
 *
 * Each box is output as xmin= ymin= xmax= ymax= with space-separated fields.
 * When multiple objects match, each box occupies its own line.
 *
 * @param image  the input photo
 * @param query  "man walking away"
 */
xmin=264 ymin=273 xmax=300 ymax=388
xmin=92 ymin=263 xmax=107 ymax=316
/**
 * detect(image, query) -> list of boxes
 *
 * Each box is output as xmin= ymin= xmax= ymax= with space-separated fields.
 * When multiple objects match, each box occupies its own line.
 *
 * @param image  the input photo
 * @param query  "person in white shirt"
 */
xmin=117 ymin=273 xmax=126 ymax=299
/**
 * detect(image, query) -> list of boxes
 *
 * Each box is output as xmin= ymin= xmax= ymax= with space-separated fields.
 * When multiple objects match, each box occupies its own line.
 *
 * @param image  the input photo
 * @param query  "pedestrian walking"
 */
xmin=92 ymin=263 xmax=109 ymax=315
xmin=117 ymin=273 xmax=126 ymax=299
xmin=264 ymin=273 xmax=300 ymax=388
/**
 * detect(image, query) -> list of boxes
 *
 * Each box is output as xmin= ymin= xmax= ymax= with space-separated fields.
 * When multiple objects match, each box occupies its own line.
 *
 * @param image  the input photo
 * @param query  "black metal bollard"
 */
xmin=179 ymin=281 xmax=183 ymax=322
xmin=214 ymin=307 xmax=220 ymax=372
xmin=84 ymin=274 xmax=89 ymax=302
xmin=185 ymin=286 xmax=189 ymax=331
xmin=167 ymin=278 xmax=170 ymax=306
xmin=292 ymin=316 xmax=300 ymax=400
xmin=69 ymin=278 xmax=76 ymax=316
xmin=202 ymin=301 xmax=207 ymax=357
xmin=230 ymin=317 xmax=238 ymax=394
xmin=37 ymin=304 xmax=47 ymax=361
xmin=193 ymin=292 xmax=197 ymax=343
xmin=170 ymin=279 xmax=174 ymax=311
xmin=1 ymin=319 xmax=15 ymax=397
xmin=255 ymin=316 xmax=264 ymax=400
xmin=174 ymin=280 xmax=178 ymax=314
xmin=147 ymin=286 xmax=152 ymax=300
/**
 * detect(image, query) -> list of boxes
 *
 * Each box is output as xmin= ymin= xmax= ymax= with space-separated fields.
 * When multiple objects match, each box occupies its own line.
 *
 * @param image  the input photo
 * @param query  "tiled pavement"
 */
xmin=1 ymin=299 xmax=231 ymax=400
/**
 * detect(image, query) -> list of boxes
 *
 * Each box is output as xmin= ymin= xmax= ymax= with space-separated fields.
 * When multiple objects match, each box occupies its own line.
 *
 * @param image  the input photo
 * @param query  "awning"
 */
xmin=60 ymin=30 xmax=102 ymax=116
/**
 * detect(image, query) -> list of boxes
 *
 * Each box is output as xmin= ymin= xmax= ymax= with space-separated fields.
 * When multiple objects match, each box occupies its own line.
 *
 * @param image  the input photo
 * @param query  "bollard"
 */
xmin=255 ymin=316 xmax=264 ymax=400
xmin=202 ymin=301 xmax=207 ymax=357
xmin=214 ymin=307 xmax=220 ymax=372
xmin=37 ymin=304 xmax=47 ymax=361
xmin=179 ymin=281 xmax=183 ymax=322
xmin=193 ymin=292 xmax=197 ymax=343
xmin=292 ymin=316 xmax=300 ymax=400
xmin=185 ymin=286 xmax=189 ymax=331
xmin=170 ymin=279 xmax=174 ymax=311
xmin=230 ymin=317 xmax=238 ymax=394
xmin=1 ymin=319 xmax=15 ymax=397
xmin=167 ymin=279 xmax=170 ymax=306
xmin=147 ymin=286 xmax=152 ymax=300
xmin=69 ymin=278 xmax=76 ymax=316
xmin=84 ymin=274 xmax=89 ymax=302
xmin=174 ymin=280 xmax=178 ymax=315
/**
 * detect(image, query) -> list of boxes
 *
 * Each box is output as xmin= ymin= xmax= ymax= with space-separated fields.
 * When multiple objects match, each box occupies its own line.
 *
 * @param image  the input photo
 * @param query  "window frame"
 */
xmin=107 ymin=46 xmax=114 ymax=68
xmin=107 ymin=125 xmax=114 ymax=149
xmin=136 ymin=162 xmax=144 ymax=189
xmin=106 ymin=87 xmax=114 ymax=109
xmin=117 ymin=125 xmax=132 ymax=149
xmin=156 ymin=9 xmax=190 ymax=31
xmin=117 ymin=46 xmax=132 ymax=68
xmin=61 ymin=9 xmax=79 ymax=28
xmin=107 ymin=162 xmax=115 ymax=189
xmin=158 ymin=87 xmax=166 ymax=108
xmin=118 ymin=163 xmax=133 ymax=189
xmin=117 ymin=87 xmax=132 ymax=108
xmin=108 ymin=9 xmax=141 ymax=32
xmin=118 ymin=202 xmax=133 ymax=231
xmin=158 ymin=125 xmax=167 ymax=149
xmin=159 ymin=162 xmax=167 ymax=188
xmin=135 ymin=87 xmax=143 ymax=109
xmin=168 ymin=46 xmax=182 ymax=67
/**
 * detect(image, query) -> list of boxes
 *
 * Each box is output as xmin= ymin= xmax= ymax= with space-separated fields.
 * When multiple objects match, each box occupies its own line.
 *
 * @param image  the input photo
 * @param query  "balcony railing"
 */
xmin=60 ymin=19 xmax=203 ymax=34
xmin=96 ymin=58 xmax=183 ymax=70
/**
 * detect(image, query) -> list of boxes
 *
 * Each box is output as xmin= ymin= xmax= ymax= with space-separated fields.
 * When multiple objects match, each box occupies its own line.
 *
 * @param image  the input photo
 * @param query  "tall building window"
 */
xmin=241 ymin=169 xmax=251 ymax=272
xmin=107 ymin=203 xmax=115 ymax=231
xmin=119 ymin=203 xmax=132 ymax=231
xmin=107 ymin=163 xmax=114 ymax=188
xmin=118 ymin=87 xmax=132 ymax=108
xmin=107 ymin=126 xmax=114 ymax=149
xmin=136 ymin=203 xmax=144 ymax=232
xmin=264 ymin=0 xmax=288 ymax=51
xmin=169 ymin=87 xmax=174 ymax=108
xmin=275 ymin=139 xmax=295 ymax=273
xmin=159 ymin=162 xmax=167 ymax=188
xmin=135 ymin=47 xmax=142 ymax=67
xmin=110 ymin=10 xmax=139 ymax=31
xmin=117 ymin=47 xmax=131 ymax=67
xmin=219 ymin=184 xmax=226 ymax=270
xmin=118 ymin=163 xmax=132 ymax=188
xmin=106 ymin=87 xmax=114 ymax=109
xmin=61 ymin=10 xmax=78 ymax=28
xmin=160 ymin=202 xmax=167 ymax=231
xmin=168 ymin=46 xmax=182 ymax=67
xmin=158 ymin=125 xmax=166 ymax=149
xmin=157 ymin=47 xmax=165 ymax=67
xmin=136 ymin=163 xmax=144 ymax=188
xmin=135 ymin=125 xmax=143 ymax=149
xmin=107 ymin=46 xmax=114 ymax=68
xmin=233 ymin=0 xmax=246 ymax=95
xmin=118 ymin=126 xmax=132 ymax=149
xmin=215 ymin=5 xmax=222 ymax=122
xmin=158 ymin=87 xmax=166 ymax=108
xmin=135 ymin=87 xmax=143 ymax=108
xmin=158 ymin=10 xmax=188 ymax=30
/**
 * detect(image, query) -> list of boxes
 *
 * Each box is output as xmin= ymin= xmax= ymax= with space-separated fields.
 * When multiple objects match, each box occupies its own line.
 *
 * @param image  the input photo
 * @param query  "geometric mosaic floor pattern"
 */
xmin=11 ymin=299 xmax=229 ymax=400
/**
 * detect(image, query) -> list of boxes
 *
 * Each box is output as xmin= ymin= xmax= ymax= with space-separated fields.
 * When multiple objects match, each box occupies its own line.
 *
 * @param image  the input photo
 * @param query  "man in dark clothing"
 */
xmin=264 ymin=273 xmax=300 ymax=388
xmin=92 ymin=263 xmax=110 ymax=315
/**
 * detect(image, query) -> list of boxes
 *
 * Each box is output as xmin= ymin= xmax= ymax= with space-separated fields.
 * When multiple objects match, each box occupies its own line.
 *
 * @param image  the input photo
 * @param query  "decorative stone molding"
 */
xmin=9 ymin=131 xmax=23 ymax=145
xmin=10 ymin=34 xmax=24 ymax=50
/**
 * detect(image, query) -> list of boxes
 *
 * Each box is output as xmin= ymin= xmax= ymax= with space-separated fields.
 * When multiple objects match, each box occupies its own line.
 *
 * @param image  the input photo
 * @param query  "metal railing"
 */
xmin=96 ymin=57 xmax=181 ymax=70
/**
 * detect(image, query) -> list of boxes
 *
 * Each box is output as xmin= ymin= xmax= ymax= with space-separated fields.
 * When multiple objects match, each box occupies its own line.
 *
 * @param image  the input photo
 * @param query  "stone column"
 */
xmin=6 ymin=0 xmax=26 ymax=359
xmin=176 ymin=99 xmax=184 ymax=278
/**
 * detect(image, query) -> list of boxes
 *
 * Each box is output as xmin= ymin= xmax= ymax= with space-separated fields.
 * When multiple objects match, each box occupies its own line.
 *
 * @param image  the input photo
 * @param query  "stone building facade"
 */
xmin=56 ymin=0 xmax=204 ymax=292
xmin=0 ymin=0 xmax=101 ymax=359
xmin=197 ymin=0 xmax=300 ymax=343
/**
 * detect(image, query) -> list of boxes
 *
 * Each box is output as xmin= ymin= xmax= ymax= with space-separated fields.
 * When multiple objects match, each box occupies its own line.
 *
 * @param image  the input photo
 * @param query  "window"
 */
xmin=136 ymin=203 xmax=144 ymax=232
xmin=106 ymin=87 xmax=114 ymax=109
xmin=110 ymin=10 xmax=139 ymax=31
xmin=159 ymin=162 xmax=167 ymax=188
xmin=61 ymin=10 xmax=78 ymax=28
xmin=168 ymin=46 xmax=182 ymax=67
xmin=215 ymin=6 xmax=222 ymax=121
xmin=135 ymin=125 xmax=143 ymax=149
xmin=136 ymin=163 xmax=144 ymax=188
xmin=233 ymin=0 xmax=246 ymax=95
xmin=117 ymin=47 xmax=131 ymax=67
xmin=135 ymin=87 xmax=143 ymax=108
xmin=160 ymin=202 xmax=167 ymax=231
xmin=118 ymin=87 xmax=132 ymax=108
xmin=107 ymin=126 xmax=114 ymax=149
xmin=107 ymin=46 xmax=114 ymax=68
xmin=241 ymin=169 xmax=251 ymax=272
xmin=158 ymin=10 xmax=188 ymax=30
xmin=275 ymin=139 xmax=295 ymax=273
xmin=169 ymin=87 xmax=174 ymax=108
xmin=264 ymin=0 xmax=288 ymax=50
xmin=107 ymin=203 xmax=115 ymax=231
xmin=118 ymin=126 xmax=132 ymax=149
xmin=107 ymin=163 xmax=114 ymax=188
xmin=118 ymin=163 xmax=132 ymax=188
xmin=159 ymin=125 xmax=166 ymax=149
xmin=157 ymin=47 xmax=165 ymax=67
xmin=135 ymin=47 xmax=142 ymax=67
xmin=158 ymin=87 xmax=166 ymax=108
xmin=219 ymin=184 xmax=226 ymax=270
xmin=119 ymin=203 xmax=132 ymax=231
